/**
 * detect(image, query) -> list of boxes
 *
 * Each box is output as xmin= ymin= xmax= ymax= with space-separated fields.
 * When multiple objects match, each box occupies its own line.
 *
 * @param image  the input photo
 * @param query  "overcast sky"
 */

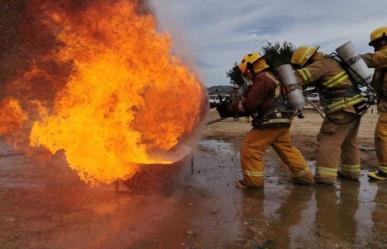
xmin=150 ymin=0 xmax=387 ymax=87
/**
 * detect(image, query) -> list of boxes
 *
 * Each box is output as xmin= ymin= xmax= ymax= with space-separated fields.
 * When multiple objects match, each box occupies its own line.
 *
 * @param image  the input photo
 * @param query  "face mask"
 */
xmin=374 ymin=41 xmax=387 ymax=51
xmin=240 ymin=74 xmax=253 ymax=96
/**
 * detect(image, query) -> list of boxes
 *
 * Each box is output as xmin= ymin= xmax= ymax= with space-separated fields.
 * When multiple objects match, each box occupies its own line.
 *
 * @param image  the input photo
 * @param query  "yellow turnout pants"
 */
xmin=376 ymin=112 xmax=387 ymax=173
xmin=240 ymin=127 xmax=310 ymax=187
xmin=316 ymin=112 xmax=361 ymax=182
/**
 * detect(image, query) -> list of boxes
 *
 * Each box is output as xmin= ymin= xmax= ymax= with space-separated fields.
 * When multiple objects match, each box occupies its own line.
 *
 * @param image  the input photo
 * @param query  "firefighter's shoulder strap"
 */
xmin=252 ymin=72 xmax=292 ymax=129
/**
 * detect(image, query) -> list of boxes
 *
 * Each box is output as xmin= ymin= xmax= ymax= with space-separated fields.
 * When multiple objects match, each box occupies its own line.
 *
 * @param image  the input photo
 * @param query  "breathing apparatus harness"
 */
xmin=303 ymin=53 xmax=376 ymax=125
xmin=249 ymin=67 xmax=299 ymax=128
xmin=330 ymin=53 xmax=377 ymax=106
xmin=318 ymin=53 xmax=376 ymax=125
xmin=251 ymin=89 xmax=294 ymax=129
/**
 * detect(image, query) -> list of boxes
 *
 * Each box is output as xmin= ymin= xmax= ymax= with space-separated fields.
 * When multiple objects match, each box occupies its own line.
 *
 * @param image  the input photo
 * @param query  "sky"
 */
xmin=150 ymin=0 xmax=387 ymax=87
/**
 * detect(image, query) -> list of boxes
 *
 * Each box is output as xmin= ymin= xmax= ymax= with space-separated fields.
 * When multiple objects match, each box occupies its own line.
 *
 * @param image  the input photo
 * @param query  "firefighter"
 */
xmin=291 ymin=47 xmax=366 ymax=184
xmin=230 ymin=85 xmax=241 ymax=121
xmin=230 ymin=52 xmax=314 ymax=188
xmin=362 ymin=27 xmax=387 ymax=180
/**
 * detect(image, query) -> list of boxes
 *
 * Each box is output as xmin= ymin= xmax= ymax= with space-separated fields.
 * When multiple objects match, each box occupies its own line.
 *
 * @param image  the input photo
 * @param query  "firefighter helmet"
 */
xmin=291 ymin=46 xmax=318 ymax=67
xmin=238 ymin=52 xmax=268 ymax=74
xmin=369 ymin=26 xmax=387 ymax=46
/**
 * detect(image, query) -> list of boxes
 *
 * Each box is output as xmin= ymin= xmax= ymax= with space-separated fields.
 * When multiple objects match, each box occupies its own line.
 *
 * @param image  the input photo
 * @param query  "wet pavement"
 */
xmin=0 ymin=138 xmax=387 ymax=249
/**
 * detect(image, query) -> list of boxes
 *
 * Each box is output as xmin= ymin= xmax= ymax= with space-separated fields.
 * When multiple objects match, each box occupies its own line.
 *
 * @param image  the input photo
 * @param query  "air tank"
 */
xmin=277 ymin=64 xmax=305 ymax=112
xmin=335 ymin=41 xmax=373 ymax=85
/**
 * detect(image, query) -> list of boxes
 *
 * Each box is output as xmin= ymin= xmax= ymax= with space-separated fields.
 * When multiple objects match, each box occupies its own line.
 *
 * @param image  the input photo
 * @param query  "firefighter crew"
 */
xmin=234 ymin=52 xmax=314 ymax=188
xmin=362 ymin=27 xmax=387 ymax=180
xmin=291 ymin=47 xmax=366 ymax=184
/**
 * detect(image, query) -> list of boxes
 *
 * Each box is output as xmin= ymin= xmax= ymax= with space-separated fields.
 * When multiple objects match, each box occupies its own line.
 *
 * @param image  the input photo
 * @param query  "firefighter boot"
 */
xmin=292 ymin=170 xmax=315 ymax=185
xmin=368 ymin=170 xmax=387 ymax=181
xmin=338 ymin=166 xmax=361 ymax=181
xmin=315 ymin=173 xmax=337 ymax=185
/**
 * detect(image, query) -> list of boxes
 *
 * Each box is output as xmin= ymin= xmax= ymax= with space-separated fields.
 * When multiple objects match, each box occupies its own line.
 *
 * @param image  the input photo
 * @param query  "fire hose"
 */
xmin=304 ymin=98 xmax=326 ymax=119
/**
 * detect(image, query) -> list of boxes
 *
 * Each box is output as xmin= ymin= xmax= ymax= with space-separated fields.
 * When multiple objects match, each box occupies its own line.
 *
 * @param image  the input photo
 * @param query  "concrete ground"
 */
xmin=1 ymin=109 xmax=387 ymax=249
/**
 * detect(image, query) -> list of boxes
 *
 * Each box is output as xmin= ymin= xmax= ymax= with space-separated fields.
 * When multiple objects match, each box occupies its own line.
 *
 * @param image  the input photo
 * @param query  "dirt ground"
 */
xmin=1 ymin=108 xmax=387 ymax=249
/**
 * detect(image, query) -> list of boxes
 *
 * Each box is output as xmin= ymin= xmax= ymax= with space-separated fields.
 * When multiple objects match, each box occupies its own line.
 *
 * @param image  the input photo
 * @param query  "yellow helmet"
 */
xmin=238 ymin=52 xmax=267 ymax=74
xmin=291 ymin=46 xmax=318 ymax=67
xmin=369 ymin=26 xmax=387 ymax=46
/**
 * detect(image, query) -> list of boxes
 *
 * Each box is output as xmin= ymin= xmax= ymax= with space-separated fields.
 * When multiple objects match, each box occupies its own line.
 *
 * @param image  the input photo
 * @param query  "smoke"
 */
xmin=0 ymin=1 xmax=61 ymax=100
xmin=0 ymin=0 xmax=152 ymax=103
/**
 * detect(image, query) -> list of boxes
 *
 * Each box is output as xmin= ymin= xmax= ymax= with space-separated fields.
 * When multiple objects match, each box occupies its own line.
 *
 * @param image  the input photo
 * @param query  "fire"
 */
xmin=0 ymin=98 xmax=27 ymax=135
xmin=28 ymin=1 xmax=206 ymax=184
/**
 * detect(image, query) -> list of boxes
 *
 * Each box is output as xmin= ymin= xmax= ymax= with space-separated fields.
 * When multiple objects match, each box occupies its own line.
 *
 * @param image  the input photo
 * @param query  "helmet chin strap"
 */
xmin=305 ymin=46 xmax=320 ymax=66
xmin=305 ymin=53 xmax=318 ymax=66
xmin=246 ymin=62 xmax=256 ymax=79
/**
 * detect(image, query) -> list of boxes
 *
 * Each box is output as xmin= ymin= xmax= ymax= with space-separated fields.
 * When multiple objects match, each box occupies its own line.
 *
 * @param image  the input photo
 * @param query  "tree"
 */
xmin=226 ymin=41 xmax=295 ymax=86
xmin=226 ymin=63 xmax=244 ymax=86
xmin=262 ymin=41 xmax=294 ymax=69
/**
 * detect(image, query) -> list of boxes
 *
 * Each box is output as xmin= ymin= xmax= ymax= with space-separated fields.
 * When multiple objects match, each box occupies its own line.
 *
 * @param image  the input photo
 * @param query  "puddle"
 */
xmin=0 ymin=139 xmax=387 ymax=249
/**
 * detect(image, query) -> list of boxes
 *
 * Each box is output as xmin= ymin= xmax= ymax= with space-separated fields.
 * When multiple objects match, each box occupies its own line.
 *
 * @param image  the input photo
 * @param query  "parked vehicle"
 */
xmin=305 ymin=92 xmax=320 ymax=102
xmin=209 ymin=94 xmax=229 ymax=108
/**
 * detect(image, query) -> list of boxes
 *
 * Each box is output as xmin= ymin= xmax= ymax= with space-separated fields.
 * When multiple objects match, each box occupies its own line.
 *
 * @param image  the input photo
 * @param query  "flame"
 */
xmin=29 ymin=1 xmax=206 ymax=184
xmin=0 ymin=98 xmax=27 ymax=135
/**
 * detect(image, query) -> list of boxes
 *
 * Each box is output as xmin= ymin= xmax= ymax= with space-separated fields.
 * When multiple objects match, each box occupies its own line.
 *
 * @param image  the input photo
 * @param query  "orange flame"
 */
xmin=29 ymin=1 xmax=206 ymax=184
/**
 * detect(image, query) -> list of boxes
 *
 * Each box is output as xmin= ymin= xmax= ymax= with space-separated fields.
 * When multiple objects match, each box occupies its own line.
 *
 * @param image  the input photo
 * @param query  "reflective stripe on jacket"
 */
xmin=296 ymin=56 xmax=365 ymax=113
